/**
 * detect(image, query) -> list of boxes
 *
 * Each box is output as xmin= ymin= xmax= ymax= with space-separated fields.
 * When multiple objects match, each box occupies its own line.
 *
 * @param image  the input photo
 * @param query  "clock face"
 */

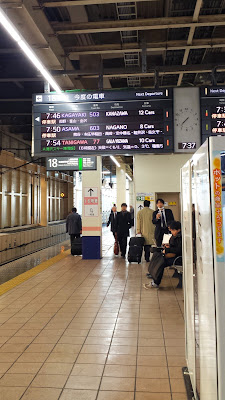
xmin=174 ymin=107 xmax=199 ymax=132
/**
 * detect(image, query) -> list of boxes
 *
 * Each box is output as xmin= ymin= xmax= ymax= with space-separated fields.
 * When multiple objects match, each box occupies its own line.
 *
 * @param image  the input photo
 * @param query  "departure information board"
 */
xmin=32 ymin=89 xmax=173 ymax=156
xmin=201 ymin=86 xmax=225 ymax=142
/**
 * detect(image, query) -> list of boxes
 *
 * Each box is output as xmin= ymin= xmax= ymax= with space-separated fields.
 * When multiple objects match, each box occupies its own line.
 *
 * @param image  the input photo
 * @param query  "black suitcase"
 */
xmin=128 ymin=245 xmax=143 ymax=263
xmin=128 ymin=236 xmax=145 ymax=263
xmin=129 ymin=237 xmax=145 ymax=247
xmin=71 ymin=237 xmax=82 ymax=255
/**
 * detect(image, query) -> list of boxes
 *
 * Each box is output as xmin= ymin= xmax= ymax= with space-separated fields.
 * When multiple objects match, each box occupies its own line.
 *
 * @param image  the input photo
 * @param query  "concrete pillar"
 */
xmin=82 ymin=156 xmax=102 ymax=259
xmin=129 ymin=181 xmax=135 ymax=208
xmin=116 ymin=163 xmax=126 ymax=209
xmin=40 ymin=175 xmax=48 ymax=226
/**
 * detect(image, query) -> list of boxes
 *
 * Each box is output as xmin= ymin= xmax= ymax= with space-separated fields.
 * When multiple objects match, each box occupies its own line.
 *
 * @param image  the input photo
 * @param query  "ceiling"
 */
xmin=0 ymin=0 xmax=225 ymax=167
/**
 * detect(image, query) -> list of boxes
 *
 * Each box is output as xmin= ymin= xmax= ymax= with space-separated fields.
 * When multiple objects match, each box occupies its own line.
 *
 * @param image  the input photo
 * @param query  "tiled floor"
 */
xmin=0 ymin=231 xmax=186 ymax=400
xmin=0 ymin=226 xmax=113 ymax=286
xmin=0 ymin=241 xmax=71 ymax=285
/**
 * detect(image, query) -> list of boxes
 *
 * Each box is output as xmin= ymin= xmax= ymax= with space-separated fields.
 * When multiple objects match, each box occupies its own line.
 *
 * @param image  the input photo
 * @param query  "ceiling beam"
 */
xmin=0 ymin=99 xmax=31 ymax=102
xmin=14 ymin=81 xmax=24 ymax=89
xmin=43 ymin=0 xmax=157 ymax=6
xmin=52 ymin=14 xmax=225 ymax=34
xmin=66 ymin=38 xmax=225 ymax=57
xmin=0 ymin=78 xmax=43 ymax=82
xmin=0 ymin=2 xmax=23 ymax=8
xmin=51 ymin=63 xmax=225 ymax=78
xmin=177 ymin=0 xmax=202 ymax=86
xmin=0 ymin=45 xmax=50 ymax=54
xmin=23 ymin=0 xmax=83 ymax=89
xmin=0 ymin=113 xmax=32 ymax=116
xmin=193 ymin=0 xmax=203 ymax=21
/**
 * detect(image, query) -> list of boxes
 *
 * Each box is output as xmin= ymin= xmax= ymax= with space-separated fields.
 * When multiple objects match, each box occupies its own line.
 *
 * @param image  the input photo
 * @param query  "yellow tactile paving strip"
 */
xmin=0 ymin=250 xmax=70 ymax=297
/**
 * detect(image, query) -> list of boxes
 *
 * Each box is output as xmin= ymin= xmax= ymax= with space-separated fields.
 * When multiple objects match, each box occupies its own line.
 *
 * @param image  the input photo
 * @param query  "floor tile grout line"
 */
xmin=134 ymin=261 xmax=145 ymax=400
xmin=16 ymin=258 xmax=112 ymax=400
xmin=0 ymin=238 xmax=70 ymax=269
xmin=94 ymin=258 xmax=134 ymax=400
xmin=0 ymin=241 xmax=71 ymax=287
xmin=167 ymin=270 xmax=185 ymax=319
xmin=0 ymin=250 xmax=71 ymax=298
xmin=0 ymin=258 xmax=98 ymax=387
xmin=0 ymin=231 xmax=112 ymax=304
xmin=158 ymin=272 xmax=179 ymax=400
xmin=0 ymin=241 xmax=185 ymax=398
xmin=0 ymin=255 xmax=77 ymax=314
xmin=57 ymin=256 xmax=124 ymax=400
xmin=0 ymin=248 xmax=71 ymax=299
xmin=0 ymin=256 xmax=82 ymax=340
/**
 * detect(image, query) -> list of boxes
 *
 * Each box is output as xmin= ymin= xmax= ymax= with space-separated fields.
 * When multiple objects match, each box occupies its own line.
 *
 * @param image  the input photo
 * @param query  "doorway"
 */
xmin=155 ymin=192 xmax=180 ymax=220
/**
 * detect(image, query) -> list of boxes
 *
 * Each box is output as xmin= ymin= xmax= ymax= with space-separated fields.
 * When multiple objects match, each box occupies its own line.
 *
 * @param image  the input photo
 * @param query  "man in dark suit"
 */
xmin=115 ymin=203 xmax=131 ymax=258
xmin=107 ymin=206 xmax=117 ymax=238
xmin=66 ymin=207 xmax=82 ymax=254
xmin=152 ymin=199 xmax=174 ymax=247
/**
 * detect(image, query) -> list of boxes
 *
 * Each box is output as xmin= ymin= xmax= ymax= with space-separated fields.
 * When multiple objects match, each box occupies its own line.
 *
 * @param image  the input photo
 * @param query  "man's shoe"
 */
xmin=150 ymin=281 xmax=159 ymax=288
xmin=145 ymin=259 xmax=150 ymax=263
xmin=143 ymin=282 xmax=159 ymax=289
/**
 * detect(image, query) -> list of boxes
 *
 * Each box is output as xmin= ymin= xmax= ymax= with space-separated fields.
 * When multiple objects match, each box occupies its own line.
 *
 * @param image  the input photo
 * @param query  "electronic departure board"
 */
xmin=32 ymin=89 xmax=173 ymax=156
xmin=201 ymin=86 xmax=225 ymax=143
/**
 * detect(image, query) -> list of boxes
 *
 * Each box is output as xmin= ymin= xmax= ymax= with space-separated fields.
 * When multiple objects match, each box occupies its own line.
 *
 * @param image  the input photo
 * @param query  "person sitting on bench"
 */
xmin=144 ymin=220 xmax=182 ymax=289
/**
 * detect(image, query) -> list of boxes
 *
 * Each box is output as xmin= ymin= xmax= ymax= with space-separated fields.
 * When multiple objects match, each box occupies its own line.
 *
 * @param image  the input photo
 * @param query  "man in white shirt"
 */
xmin=152 ymin=199 xmax=174 ymax=247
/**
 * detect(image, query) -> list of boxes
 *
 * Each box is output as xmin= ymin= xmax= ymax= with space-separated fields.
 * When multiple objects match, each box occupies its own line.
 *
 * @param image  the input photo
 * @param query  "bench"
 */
xmin=172 ymin=256 xmax=183 ymax=288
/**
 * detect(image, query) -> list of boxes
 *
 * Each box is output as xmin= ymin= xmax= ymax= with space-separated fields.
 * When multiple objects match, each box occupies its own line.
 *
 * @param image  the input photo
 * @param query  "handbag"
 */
xmin=114 ymin=232 xmax=119 ymax=255
xmin=148 ymin=252 xmax=165 ymax=281
xmin=114 ymin=240 xmax=119 ymax=255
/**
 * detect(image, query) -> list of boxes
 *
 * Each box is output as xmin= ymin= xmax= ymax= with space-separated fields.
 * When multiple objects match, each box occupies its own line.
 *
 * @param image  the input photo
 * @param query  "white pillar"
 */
xmin=129 ymin=181 xmax=134 ymax=208
xmin=116 ymin=163 xmax=126 ymax=209
xmin=82 ymin=156 xmax=102 ymax=259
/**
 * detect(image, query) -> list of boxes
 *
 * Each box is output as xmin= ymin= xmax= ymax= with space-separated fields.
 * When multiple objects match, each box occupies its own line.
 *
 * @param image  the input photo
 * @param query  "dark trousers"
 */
xmin=154 ymin=257 xmax=174 ymax=286
xmin=144 ymin=245 xmax=150 ymax=262
xmin=156 ymin=227 xmax=169 ymax=247
xmin=70 ymin=234 xmax=80 ymax=251
xmin=118 ymin=234 xmax=128 ymax=256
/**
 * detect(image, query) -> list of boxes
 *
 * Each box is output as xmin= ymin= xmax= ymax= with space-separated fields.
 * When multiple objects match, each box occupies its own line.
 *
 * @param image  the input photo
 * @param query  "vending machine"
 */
xmin=181 ymin=136 xmax=225 ymax=400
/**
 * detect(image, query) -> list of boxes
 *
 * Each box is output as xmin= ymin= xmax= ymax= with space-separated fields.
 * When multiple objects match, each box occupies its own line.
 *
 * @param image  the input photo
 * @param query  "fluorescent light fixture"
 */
xmin=110 ymin=155 xmax=120 ymax=168
xmin=102 ymin=171 xmax=110 ymax=174
xmin=126 ymin=173 xmax=132 ymax=181
xmin=0 ymin=8 xmax=62 ymax=93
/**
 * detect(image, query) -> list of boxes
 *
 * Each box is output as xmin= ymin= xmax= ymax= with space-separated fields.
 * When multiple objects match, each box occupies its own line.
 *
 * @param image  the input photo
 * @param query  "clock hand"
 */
xmin=181 ymin=117 xmax=189 ymax=126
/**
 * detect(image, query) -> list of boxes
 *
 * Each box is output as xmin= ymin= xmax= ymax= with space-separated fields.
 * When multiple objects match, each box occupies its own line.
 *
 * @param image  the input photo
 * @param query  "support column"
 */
xmin=129 ymin=181 xmax=134 ymax=208
xmin=82 ymin=156 xmax=102 ymax=259
xmin=40 ymin=175 xmax=48 ymax=226
xmin=116 ymin=163 xmax=126 ymax=208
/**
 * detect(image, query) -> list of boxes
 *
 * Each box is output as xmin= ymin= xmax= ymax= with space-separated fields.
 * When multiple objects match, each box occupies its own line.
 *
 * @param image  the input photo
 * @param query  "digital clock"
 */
xmin=178 ymin=142 xmax=197 ymax=149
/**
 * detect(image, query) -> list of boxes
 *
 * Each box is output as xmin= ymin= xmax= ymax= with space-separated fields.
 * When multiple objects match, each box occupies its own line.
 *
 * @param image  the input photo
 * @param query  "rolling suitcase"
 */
xmin=71 ymin=237 xmax=82 ymax=255
xmin=128 ymin=236 xmax=145 ymax=264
